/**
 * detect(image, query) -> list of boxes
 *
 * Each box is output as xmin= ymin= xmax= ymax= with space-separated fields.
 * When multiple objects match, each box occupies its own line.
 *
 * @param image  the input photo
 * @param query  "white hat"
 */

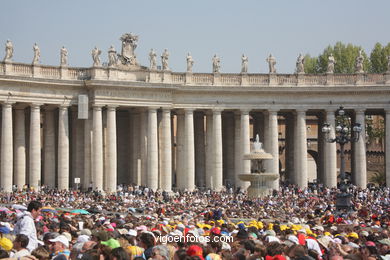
xmin=128 ymin=229 xmax=137 ymax=237
xmin=312 ymin=226 xmax=324 ymax=232
xmin=50 ymin=235 xmax=69 ymax=248
xmin=77 ymin=235 xmax=90 ymax=244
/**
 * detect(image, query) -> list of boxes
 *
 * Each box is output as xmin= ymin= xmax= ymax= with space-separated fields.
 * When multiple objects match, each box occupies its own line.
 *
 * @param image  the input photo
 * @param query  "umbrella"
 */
xmin=41 ymin=207 xmax=57 ymax=214
xmin=11 ymin=204 xmax=27 ymax=211
xmin=70 ymin=209 xmax=90 ymax=215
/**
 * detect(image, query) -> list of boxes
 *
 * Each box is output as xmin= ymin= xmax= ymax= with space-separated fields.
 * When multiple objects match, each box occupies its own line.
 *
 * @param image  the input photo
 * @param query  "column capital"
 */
xmin=147 ymin=107 xmax=158 ymax=112
xmin=59 ymin=104 xmax=69 ymax=110
xmin=295 ymin=108 xmax=307 ymax=114
xmin=31 ymin=103 xmax=42 ymax=110
xmin=184 ymin=108 xmax=195 ymax=113
xmin=92 ymin=105 xmax=102 ymax=111
xmin=212 ymin=108 xmax=223 ymax=115
xmin=385 ymin=109 xmax=390 ymax=115
xmin=325 ymin=107 xmax=337 ymax=113
xmin=355 ymin=109 xmax=366 ymax=115
xmin=266 ymin=109 xmax=279 ymax=115
xmin=2 ymin=102 xmax=14 ymax=108
xmin=239 ymin=108 xmax=251 ymax=115
xmin=161 ymin=107 xmax=171 ymax=113
xmin=106 ymin=105 xmax=118 ymax=111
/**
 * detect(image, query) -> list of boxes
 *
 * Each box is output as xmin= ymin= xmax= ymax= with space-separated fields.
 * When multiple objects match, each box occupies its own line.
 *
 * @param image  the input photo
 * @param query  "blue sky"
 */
xmin=1 ymin=0 xmax=389 ymax=73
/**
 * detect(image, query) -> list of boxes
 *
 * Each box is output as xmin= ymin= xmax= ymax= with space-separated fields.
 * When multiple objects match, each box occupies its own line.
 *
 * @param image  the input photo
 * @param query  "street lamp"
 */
xmin=322 ymin=106 xmax=362 ymax=211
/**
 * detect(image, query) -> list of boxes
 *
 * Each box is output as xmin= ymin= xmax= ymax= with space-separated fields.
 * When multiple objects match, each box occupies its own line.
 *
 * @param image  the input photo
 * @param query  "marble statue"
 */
xmin=253 ymin=134 xmax=263 ymax=152
xmin=91 ymin=46 xmax=102 ymax=67
xmin=212 ymin=54 xmax=220 ymax=73
xmin=161 ymin=49 xmax=169 ymax=71
xmin=32 ymin=43 xmax=40 ymax=64
xmin=60 ymin=46 xmax=68 ymax=66
xmin=119 ymin=33 xmax=138 ymax=65
xmin=241 ymin=54 xmax=248 ymax=73
xmin=108 ymin=45 xmax=117 ymax=67
xmin=296 ymin=53 xmax=305 ymax=74
xmin=4 ymin=40 xmax=13 ymax=62
xmin=149 ymin=49 xmax=157 ymax=70
xmin=266 ymin=54 xmax=276 ymax=73
xmin=327 ymin=54 xmax=335 ymax=74
xmin=186 ymin=53 xmax=194 ymax=73
xmin=355 ymin=50 xmax=364 ymax=73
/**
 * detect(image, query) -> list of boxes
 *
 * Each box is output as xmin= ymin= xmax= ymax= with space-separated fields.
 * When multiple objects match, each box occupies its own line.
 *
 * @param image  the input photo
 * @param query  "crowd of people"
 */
xmin=0 ymin=185 xmax=388 ymax=260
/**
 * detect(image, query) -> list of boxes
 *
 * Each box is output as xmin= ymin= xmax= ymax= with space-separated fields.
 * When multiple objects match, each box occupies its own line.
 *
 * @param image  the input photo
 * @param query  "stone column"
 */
xmin=386 ymin=110 xmax=390 ymax=187
xmin=324 ymin=109 xmax=337 ymax=187
xmin=1 ymin=103 xmax=13 ymax=192
xmin=285 ymin=114 xmax=295 ymax=184
xmin=58 ymin=105 xmax=69 ymax=190
xmin=92 ymin=105 xmax=103 ymax=190
xmin=194 ymin=112 xmax=206 ymax=188
xmin=176 ymin=112 xmax=184 ymax=189
xmin=212 ymin=109 xmax=223 ymax=191
xmin=205 ymin=112 xmax=213 ymax=188
xmin=30 ymin=104 xmax=41 ymax=190
xmin=354 ymin=109 xmax=367 ymax=188
xmin=83 ymin=110 xmax=92 ymax=190
xmin=241 ymin=109 xmax=251 ymax=176
xmin=160 ymin=108 xmax=172 ymax=191
xmin=317 ymin=114 xmax=325 ymax=184
xmin=147 ymin=108 xmax=158 ymax=190
xmin=234 ymin=112 xmax=242 ymax=187
xmin=140 ymin=110 xmax=148 ymax=186
xmin=184 ymin=109 xmax=195 ymax=191
xmin=295 ymin=109 xmax=308 ymax=188
xmin=106 ymin=106 xmax=117 ymax=192
xmin=14 ymin=107 xmax=26 ymax=190
xmin=266 ymin=109 xmax=279 ymax=190
xmin=131 ymin=110 xmax=141 ymax=185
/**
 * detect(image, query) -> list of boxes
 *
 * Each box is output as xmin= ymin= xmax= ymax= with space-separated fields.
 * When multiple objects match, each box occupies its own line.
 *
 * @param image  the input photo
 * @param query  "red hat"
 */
xmin=210 ymin=227 xmax=221 ymax=235
xmin=187 ymin=245 xmax=204 ymax=260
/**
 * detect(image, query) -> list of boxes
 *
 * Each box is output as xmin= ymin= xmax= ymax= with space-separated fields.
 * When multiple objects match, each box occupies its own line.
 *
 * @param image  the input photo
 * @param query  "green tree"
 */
xmin=369 ymin=42 xmax=390 ymax=73
xmin=304 ymin=42 xmax=371 ymax=74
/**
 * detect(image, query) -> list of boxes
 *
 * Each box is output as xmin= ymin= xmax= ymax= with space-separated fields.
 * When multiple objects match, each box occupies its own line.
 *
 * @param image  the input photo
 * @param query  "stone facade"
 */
xmin=0 ymin=46 xmax=390 ymax=192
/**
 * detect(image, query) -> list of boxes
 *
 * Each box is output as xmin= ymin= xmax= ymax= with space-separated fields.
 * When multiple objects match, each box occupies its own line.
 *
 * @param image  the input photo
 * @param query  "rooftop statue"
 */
xmin=118 ymin=33 xmax=138 ymax=66
xmin=266 ymin=54 xmax=276 ymax=74
xmin=241 ymin=54 xmax=248 ymax=73
xmin=186 ymin=53 xmax=194 ymax=73
xmin=161 ymin=49 xmax=170 ymax=71
xmin=91 ymin=46 xmax=102 ymax=67
xmin=295 ymin=53 xmax=305 ymax=74
xmin=149 ymin=49 xmax=157 ymax=70
xmin=60 ymin=46 xmax=68 ymax=66
xmin=327 ymin=54 xmax=335 ymax=74
xmin=32 ymin=43 xmax=40 ymax=65
xmin=4 ymin=40 xmax=13 ymax=62
xmin=212 ymin=54 xmax=221 ymax=73
xmin=355 ymin=50 xmax=364 ymax=73
xmin=108 ymin=45 xmax=117 ymax=67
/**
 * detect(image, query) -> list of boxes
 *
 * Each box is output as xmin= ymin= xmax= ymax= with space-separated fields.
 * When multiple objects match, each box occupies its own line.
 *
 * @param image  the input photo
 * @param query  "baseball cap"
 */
xmin=49 ymin=235 xmax=69 ymax=248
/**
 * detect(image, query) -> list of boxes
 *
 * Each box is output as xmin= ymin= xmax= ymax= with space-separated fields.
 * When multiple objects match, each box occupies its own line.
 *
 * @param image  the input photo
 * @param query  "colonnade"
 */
xmin=0 ymin=102 xmax=388 ymax=192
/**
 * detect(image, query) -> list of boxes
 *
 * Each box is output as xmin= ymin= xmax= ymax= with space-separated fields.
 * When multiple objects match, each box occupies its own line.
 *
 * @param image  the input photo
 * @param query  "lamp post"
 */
xmin=322 ymin=106 xmax=362 ymax=211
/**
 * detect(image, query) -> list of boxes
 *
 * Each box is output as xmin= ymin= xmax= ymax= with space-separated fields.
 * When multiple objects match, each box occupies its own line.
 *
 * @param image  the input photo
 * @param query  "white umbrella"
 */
xmin=11 ymin=204 xmax=27 ymax=211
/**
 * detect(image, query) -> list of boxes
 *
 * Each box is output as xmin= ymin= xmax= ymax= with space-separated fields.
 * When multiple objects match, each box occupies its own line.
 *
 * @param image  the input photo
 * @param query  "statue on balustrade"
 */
xmin=108 ymin=45 xmax=117 ymax=67
xmin=295 ymin=53 xmax=305 ymax=74
xmin=161 ymin=49 xmax=170 ymax=71
xmin=149 ymin=49 xmax=157 ymax=70
xmin=32 ymin=43 xmax=40 ymax=65
xmin=266 ymin=54 xmax=276 ymax=73
xmin=186 ymin=53 xmax=194 ymax=73
xmin=212 ymin=54 xmax=221 ymax=73
xmin=355 ymin=50 xmax=364 ymax=73
xmin=241 ymin=54 xmax=248 ymax=73
xmin=91 ymin=46 xmax=102 ymax=67
xmin=327 ymin=54 xmax=335 ymax=74
xmin=118 ymin=33 xmax=138 ymax=66
xmin=4 ymin=40 xmax=13 ymax=62
xmin=60 ymin=46 xmax=68 ymax=66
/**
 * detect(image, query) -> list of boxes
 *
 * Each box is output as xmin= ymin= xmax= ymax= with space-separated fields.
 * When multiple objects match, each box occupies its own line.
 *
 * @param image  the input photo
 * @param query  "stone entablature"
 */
xmin=1 ymin=61 xmax=390 ymax=86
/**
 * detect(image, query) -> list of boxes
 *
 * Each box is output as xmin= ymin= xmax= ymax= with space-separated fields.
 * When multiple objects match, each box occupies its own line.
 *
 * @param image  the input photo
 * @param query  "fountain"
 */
xmin=239 ymin=134 xmax=279 ymax=198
